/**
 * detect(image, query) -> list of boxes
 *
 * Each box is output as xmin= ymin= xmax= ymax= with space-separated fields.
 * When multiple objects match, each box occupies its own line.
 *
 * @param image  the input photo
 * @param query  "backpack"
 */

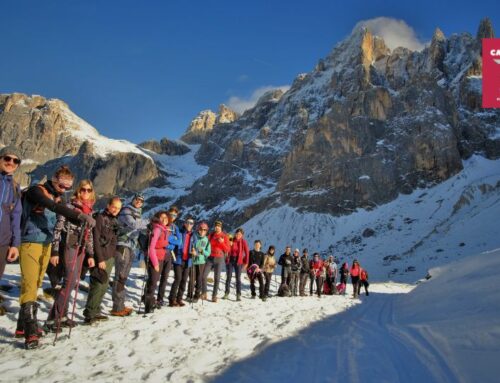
xmin=137 ymin=223 xmax=153 ymax=254
xmin=278 ymin=283 xmax=291 ymax=297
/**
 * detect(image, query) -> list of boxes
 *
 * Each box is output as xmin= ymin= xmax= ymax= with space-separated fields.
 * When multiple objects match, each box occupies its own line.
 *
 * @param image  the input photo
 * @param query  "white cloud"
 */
xmin=227 ymin=85 xmax=290 ymax=114
xmin=356 ymin=17 xmax=426 ymax=51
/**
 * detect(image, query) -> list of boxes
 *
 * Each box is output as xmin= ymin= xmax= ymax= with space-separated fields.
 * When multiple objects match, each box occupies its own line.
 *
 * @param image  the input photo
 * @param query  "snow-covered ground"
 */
xmin=1 ymin=248 xmax=499 ymax=382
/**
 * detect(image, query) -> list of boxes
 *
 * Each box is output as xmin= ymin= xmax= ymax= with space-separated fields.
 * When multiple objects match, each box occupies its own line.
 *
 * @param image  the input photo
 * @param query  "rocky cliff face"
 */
xmin=181 ymin=104 xmax=238 ymax=144
xmin=139 ymin=138 xmax=190 ymax=156
xmin=177 ymin=18 xmax=499 ymax=227
xmin=0 ymin=93 xmax=161 ymax=195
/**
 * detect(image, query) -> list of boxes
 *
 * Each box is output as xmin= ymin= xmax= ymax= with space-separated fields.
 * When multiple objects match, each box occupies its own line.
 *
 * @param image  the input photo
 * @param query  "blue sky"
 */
xmin=1 ymin=0 xmax=499 ymax=143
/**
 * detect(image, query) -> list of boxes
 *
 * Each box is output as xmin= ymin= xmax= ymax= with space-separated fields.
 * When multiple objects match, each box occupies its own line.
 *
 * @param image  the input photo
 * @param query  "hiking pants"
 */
xmin=225 ymin=257 xmax=242 ymax=296
xmin=169 ymin=260 xmax=190 ymax=302
xmin=263 ymin=272 xmax=273 ymax=297
xmin=112 ymin=246 xmax=133 ymax=312
xmin=290 ymin=272 xmax=300 ymax=296
xmin=351 ymin=276 xmax=360 ymax=297
xmin=157 ymin=254 xmax=173 ymax=303
xmin=250 ymin=272 xmax=264 ymax=298
xmin=188 ymin=264 xmax=205 ymax=298
xmin=358 ymin=280 xmax=369 ymax=295
xmin=19 ymin=243 xmax=51 ymax=304
xmin=145 ymin=258 xmax=165 ymax=308
xmin=84 ymin=258 xmax=115 ymax=319
xmin=0 ymin=246 xmax=8 ymax=280
xmin=47 ymin=245 xmax=84 ymax=321
xmin=281 ymin=267 xmax=291 ymax=286
xmin=315 ymin=276 xmax=324 ymax=297
xmin=299 ymin=273 xmax=309 ymax=295
xmin=202 ymin=256 xmax=224 ymax=298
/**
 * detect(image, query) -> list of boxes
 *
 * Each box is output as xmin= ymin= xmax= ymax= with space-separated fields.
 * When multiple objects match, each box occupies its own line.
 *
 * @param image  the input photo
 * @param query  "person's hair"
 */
xmin=73 ymin=179 xmax=96 ymax=203
xmin=154 ymin=210 xmax=168 ymax=219
xmin=107 ymin=196 xmax=122 ymax=206
xmin=268 ymin=245 xmax=275 ymax=253
xmin=313 ymin=252 xmax=320 ymax=257
xmin=235 ymin=228 xmax=244 ymax=235
xmin=54 ymin=165 xmax=74 ymax=179
xmin=168 ymin=205 xmax=179 ymax=214
xmin=254 ymin=239 xmax=261 ymax=245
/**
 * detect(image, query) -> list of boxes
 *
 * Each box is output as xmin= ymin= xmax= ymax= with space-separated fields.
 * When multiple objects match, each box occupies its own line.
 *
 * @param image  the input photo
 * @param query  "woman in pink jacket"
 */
xmin=350 ymin=259 xmax=361 ymax=298
xmin=144 ymin=211 xmax=170 ymax=313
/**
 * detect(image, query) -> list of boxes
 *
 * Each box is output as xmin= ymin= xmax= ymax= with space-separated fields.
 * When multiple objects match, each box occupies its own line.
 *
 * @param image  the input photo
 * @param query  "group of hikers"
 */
xmin=0 ymin=145 xmax=369 ymax=350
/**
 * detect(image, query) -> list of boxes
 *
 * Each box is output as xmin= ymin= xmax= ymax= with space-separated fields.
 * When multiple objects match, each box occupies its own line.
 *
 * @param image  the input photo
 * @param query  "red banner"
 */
xmin=482 ymin=38 xmax=500 ymax=108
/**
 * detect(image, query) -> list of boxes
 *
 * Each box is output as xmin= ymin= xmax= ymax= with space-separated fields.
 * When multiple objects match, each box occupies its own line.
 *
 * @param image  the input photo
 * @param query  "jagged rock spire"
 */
xmin=477 ymin=18 xmax=495 ymax=40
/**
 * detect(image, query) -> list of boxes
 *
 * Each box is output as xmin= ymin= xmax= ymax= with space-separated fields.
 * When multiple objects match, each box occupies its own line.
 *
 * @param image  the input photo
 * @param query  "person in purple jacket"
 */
xmin=0 ymin=146 xmax=22 ymax=310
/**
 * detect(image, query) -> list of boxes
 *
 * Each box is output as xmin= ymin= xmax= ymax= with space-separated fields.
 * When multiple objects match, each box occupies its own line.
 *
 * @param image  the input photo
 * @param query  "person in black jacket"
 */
xmin=277 ymin=246 xmax=292 ymax=286
xmin=15 ymin=165 xmax=95 ymax=349
xmin=290 ymin=249 xmax=302 ymax=296
xmin=248 ymin=240 xmax=265 ymax=299
xmin=83 ymin=197 xmax=122 ymax=324
xmin=299 ymin=249 xmax=310 ymax=297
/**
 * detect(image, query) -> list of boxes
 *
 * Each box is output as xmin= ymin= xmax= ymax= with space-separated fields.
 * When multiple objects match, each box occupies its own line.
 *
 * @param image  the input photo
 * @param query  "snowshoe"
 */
xmin=24 ymin=335 xmax=39 ymax=350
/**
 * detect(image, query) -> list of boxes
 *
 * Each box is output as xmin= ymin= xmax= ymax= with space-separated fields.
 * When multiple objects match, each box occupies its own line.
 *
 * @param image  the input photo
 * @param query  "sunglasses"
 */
xmin=80 ymin=187 xmax=93 ymax=193
xmin=58 ymin=183 xmax=72 ymax=191
xmin=2 ymin=155 xmax=21 ymax=165
xmin=186 ymin=220 xmax=195 ymax=225
xmin=199 ymin=228 xmax=208 ymax=232
xmin=169 ymin=213 xmax=178 ymax=218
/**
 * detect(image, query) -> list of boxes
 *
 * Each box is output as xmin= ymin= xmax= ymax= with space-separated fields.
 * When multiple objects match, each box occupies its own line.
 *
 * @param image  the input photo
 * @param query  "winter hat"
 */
xmin=133 ymin=193 xmax=145 ymax=202
xmin=0 ymin=146 xmax=22 ymax=162
xmin=197 ymin=222 xmax=209 ymax=231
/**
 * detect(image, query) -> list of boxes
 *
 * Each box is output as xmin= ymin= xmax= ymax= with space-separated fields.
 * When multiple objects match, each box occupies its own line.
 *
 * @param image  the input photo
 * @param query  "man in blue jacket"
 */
xmin=0 ymin=146 xmax=22 ymax=312
xmin=169 ymin=215 xmax=195 ymax=307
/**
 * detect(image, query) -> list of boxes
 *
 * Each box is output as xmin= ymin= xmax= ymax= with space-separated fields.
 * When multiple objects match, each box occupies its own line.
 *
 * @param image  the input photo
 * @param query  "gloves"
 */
xmin=78 ymin=213 xmax=96 ymax=228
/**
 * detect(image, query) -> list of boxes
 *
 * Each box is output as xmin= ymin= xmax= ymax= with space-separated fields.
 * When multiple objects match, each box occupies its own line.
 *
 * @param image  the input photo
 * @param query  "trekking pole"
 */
xmin=140 ymin=255 xmax=150 ymax=318
xmin=68 ymin=225 xmax=90 ymax=339
xmin=138 ymin=230 xmax=151 ymax=317
xmin=53 ymin=222 xmax=88 ymax=345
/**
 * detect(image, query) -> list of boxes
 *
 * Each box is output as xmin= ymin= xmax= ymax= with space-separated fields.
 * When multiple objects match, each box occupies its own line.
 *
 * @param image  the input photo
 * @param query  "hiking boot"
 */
xmin=25 ymin=335 xmax=39 ymax=350
xmin=262 ymin=296 xmax=267 ymax=302
xmin=366 ymin=292 xmax=369 ymax=296
xmin=250 ymin=295 xmax=256 ymax=299
xmin=168 ymin=299 xmax=179 ymax=307
xmin=0 ymin=305 xmax=6 ymax=316
xmin=177 ymin=300 xmax=186 ymax=307
xmin=61 ymin=317 xmax=78 ymax=328
xmin=201 ymin=293 xmax=207 ymax=300
xmin=212 ymin=296 xmax=218 ymax=303
xmin=236 ymin=295 xmax=241 ymax=302
xmin=110 ymin=308 xmax=133 ymax=317
xmin=155 ymin=300 xmax=164 ymax=309
xmin=222 ymin=293 xmax=229 ymax=300
xmin=84 ymin=317 xmax=98 ymax=325
xmin=94 ymin=313 xmax=109 ymax=321
xmin=193 ymin=296 xmax=199 ymax=303
xmin=124 ymin=306 xmax=134 ymax=314
xmin=43 ymin=321 xmax=63 ymax=333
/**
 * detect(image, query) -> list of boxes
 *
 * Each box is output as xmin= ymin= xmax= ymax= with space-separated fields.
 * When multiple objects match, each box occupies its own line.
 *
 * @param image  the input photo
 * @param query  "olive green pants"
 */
xmin=19 ymin=243 xmax=51 ymax=304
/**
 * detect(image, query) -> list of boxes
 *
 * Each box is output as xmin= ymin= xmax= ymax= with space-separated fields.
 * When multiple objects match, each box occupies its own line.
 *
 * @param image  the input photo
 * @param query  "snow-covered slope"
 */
xmin=56 ymin=101 xmax=151 ymax=159
xmin=240 ymin=155 xmax=500 ymax=282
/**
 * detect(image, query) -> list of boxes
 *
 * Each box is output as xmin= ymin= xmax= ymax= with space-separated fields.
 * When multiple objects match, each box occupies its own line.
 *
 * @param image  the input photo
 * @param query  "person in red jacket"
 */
xmin=223 ymin=228 xmax=249 ymax=301
xmin=310 ymin=253 xmax=325 ymax=297
xmin=144 ymin=211 xmax=170 ymax=313
xmin=358 ymin=267 xmax=369 ymax=296
xmin=350 ymin=259 xmax=361 ymax=298
xmin=202 ymin=220 xmax=230 ymax=303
